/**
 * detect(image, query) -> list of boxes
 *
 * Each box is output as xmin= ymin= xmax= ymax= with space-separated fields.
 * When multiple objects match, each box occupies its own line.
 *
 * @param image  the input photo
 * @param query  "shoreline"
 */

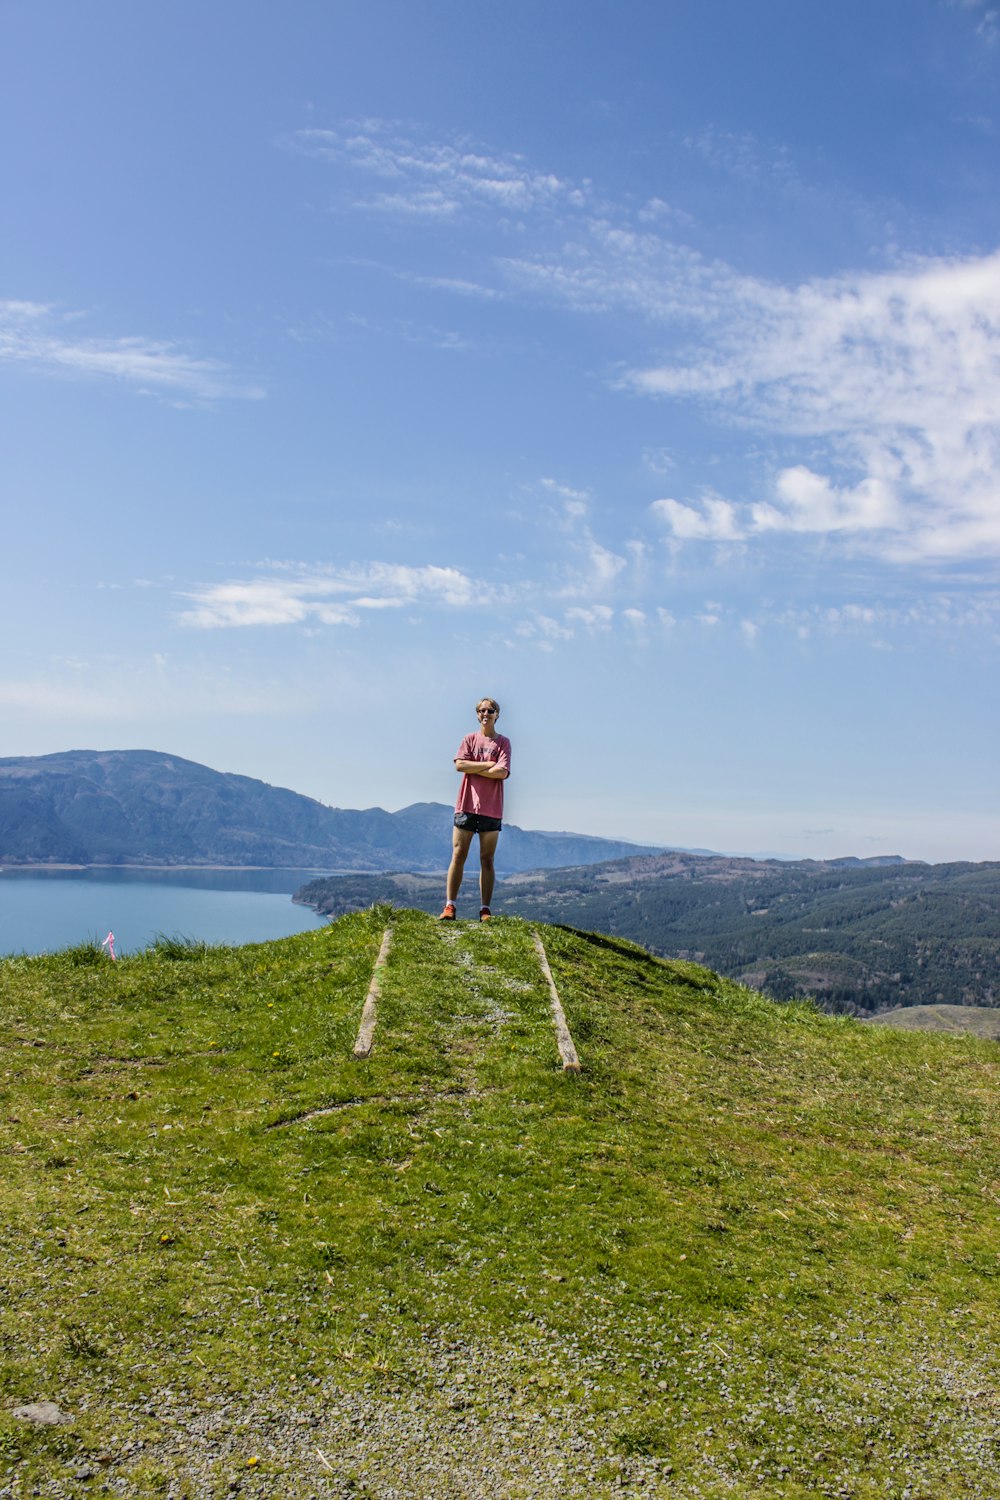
xmin=0 ymin=863 xmax=387 ymax=875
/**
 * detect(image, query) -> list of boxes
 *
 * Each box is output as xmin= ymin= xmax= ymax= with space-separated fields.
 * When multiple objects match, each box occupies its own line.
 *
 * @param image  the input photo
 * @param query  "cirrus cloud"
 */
xmin=0 ymin=300 xmax=264 ymax=402
xmin=298 ymin=122 xmax=1000 ymax=567
xmin=624 ymin=250 xmax=1000 ymax=561
xmin=292 ymin=121 xmax=587 ymax=222
xmin=179 ymin=562 xmax=477 ymax=630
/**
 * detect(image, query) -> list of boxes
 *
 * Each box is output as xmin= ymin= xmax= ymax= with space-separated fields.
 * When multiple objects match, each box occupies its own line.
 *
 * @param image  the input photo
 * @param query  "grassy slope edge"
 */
xmin=0 ymin=909 xmax=998 ymax=1499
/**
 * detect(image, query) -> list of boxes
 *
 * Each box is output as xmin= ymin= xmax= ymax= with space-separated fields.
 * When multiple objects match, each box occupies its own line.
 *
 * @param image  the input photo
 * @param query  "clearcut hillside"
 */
xmin=1 ymin=910 xmax=998 ymax=1498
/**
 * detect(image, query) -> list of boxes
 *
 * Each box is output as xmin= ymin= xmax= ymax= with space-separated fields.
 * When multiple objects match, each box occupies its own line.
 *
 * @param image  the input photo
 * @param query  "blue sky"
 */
xmin=2 ymin=0 xmax=998 ymax=862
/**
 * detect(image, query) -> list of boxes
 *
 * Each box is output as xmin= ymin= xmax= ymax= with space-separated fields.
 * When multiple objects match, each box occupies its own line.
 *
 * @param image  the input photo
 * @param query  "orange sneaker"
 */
xmin=439 ymin=903 xmax=457 ymax=921
xmin=479 ymin=907 xmax=492 ymax=922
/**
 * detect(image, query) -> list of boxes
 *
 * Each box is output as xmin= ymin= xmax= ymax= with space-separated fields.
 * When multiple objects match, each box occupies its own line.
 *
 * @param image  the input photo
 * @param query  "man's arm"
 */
xmin=454 ymin=759 xmax=509 ymax=780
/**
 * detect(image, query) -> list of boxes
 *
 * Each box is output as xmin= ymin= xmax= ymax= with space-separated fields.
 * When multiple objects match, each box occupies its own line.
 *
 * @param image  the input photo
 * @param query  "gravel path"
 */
xmin=8 ymin=1310 xmax=1000 ymax=1500
xmin=5 ymin=1332 xmax=676 ymax=1499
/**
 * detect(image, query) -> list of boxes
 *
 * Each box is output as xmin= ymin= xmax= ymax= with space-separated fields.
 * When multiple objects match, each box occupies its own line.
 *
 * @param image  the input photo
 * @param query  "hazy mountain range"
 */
xmin=0 ymin=749 xmax=663 ymax=875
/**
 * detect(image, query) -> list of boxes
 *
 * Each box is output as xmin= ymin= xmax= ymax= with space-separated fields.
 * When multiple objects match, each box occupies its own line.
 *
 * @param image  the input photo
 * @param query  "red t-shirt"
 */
xmin=454 ymin=731 xmax=512 ymax=820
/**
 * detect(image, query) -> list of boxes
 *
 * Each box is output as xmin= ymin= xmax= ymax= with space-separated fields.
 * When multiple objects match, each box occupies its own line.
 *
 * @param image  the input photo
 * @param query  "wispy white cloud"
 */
xmin=541 ymin=477 xmax=590 ymax=509
xmin=0 ymin=300 xmax=263 ymax=402
xmin=502 ymin=220 xmax=736 ymax=320
xmin=180 ymin=562 xmax=477 ymax=629
xmin=396 ymin=321 xmax=471 ymax=351
xmin=751 ymin=467 xmax=902 ymax=536
xmin=514 ymin=613 xmax=574 ymax=651
xmin=625 ymin=251 xmax=1000 ymax=561
xmin=576 ymin=534 xmax=628 ymax=590
xmin=526 ymin=591 xmax=1000 ymax=646
xmin=541 ymin=479 xmax=629 ymax=595
xmin=565 ymin=604 xmax=614 ymax=632
xmin=642 ymin=446 xmax=677 ymax=475
xmin=637 ymin=197 xmax=696 ymax=229
xmin=292 ymin=121 xmax=587 ymax=223
xmin=401 ymin=272 xmax=501 ymax=299
xmin=683 ymin=126 xmax=803 ymax=192
xmin=946 ymin=0 xmax=1000 ymax=43
xmin=652 ymin=494 xmax=745 ymax=541
xmin=622 ymin=608 xmax=648 ymax=642
xmin=729 ymin=591 xmax=1000 ymax=643
xmin=221 ymin=550 xmax=999 ymax=650
xmin=299 ymin=123 xmax=1000 ymax=567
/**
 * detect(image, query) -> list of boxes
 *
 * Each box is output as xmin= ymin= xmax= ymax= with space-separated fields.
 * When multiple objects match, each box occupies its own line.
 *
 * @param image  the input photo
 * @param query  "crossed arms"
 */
xmin=454 ymin=758 xmax=509 ymax=780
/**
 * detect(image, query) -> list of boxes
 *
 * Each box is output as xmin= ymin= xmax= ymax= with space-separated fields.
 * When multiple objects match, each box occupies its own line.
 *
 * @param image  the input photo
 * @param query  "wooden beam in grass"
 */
xmin=352 ymin=927 xmax=393 ymax=1060
xmin=532 ymin=931 xmax=582 ymax=1074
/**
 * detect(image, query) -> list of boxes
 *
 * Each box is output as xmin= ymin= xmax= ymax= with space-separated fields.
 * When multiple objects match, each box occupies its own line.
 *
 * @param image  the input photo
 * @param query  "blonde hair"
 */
xmin=476 ymin=697 xmax=500 ymax=716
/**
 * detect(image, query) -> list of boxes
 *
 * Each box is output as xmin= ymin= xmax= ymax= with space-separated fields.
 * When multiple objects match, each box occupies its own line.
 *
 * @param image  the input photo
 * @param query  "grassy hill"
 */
xmin=868 ymin=1004 xmax=1000 ymax=1040
xmin=296 ymin=857 xmax=1000 ymax=1015
xmin=2 ymin=911 xmax=999 ymax=1498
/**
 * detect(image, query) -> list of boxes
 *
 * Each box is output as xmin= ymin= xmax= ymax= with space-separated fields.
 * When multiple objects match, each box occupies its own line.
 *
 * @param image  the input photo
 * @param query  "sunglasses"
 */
xmin=477 ymin=707 xmax=497 ymax=715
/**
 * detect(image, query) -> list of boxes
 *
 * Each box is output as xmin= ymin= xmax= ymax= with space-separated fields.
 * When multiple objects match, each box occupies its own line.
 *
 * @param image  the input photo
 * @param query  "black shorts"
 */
xmin=454 ymin=811 xmax=502 ymax=835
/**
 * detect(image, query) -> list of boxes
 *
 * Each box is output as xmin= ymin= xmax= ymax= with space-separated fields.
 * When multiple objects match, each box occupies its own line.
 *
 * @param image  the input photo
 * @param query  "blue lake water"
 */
xmin=0 ymin=868 xmax=334 ymax=957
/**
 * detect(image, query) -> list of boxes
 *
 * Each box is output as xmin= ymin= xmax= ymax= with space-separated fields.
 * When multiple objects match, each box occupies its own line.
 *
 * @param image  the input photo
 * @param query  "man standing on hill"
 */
xmin=440 ymin=697 xmax=511 ymax=922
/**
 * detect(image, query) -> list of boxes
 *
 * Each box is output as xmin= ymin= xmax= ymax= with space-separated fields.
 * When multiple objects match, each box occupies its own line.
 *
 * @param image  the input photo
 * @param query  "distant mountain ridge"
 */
xmin=0 ymin=749 xmax=663 ymax=875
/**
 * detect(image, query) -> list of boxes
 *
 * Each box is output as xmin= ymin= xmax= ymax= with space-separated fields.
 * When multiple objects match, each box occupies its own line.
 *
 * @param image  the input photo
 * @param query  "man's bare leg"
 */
xmin=478 ymin=830 xmax=500 ymax=908
xmin=446 ymin=827 xmax=475 ymax=904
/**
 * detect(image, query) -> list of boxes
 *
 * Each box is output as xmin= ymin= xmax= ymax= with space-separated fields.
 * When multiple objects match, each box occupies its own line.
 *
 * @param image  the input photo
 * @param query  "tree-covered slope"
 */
xmin=1 ymin=911 xmax=999 ymax=1497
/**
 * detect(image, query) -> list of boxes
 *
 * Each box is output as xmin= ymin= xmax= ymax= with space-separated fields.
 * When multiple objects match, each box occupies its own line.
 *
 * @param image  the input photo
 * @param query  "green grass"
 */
xmin=1 ymin=908 xmax=999 ymax=1497
xmin=869 ymin=1004 xmax=1000 ymax=1039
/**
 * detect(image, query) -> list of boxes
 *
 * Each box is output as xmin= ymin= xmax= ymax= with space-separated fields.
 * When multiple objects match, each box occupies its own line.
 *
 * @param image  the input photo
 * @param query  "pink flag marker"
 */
xmin=101 ymin=930 xmax=117 ymax=961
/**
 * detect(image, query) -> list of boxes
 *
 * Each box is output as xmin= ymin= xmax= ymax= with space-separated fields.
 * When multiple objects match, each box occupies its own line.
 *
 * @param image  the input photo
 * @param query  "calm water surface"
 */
xmin=0 ymin=868 xmax=334 ymax=956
